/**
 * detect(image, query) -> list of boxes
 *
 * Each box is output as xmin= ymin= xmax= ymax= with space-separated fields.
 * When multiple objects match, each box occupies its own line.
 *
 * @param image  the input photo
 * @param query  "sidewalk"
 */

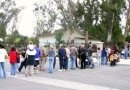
xmin=117 ymin=58 xmax=130 ymax=65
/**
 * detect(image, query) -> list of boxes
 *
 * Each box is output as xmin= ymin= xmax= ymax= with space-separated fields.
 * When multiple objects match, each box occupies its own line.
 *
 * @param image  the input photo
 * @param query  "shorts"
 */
xmin=34 ymin=60 xmax=39 ymax=67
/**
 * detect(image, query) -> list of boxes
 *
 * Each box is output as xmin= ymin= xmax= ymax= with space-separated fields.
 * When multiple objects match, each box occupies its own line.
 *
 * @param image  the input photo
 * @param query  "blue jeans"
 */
xmin=124 ymin=52 xmax=128 ymax=59
xmin=101 ymin=57 xmax=107 ymax=65
xmin=70 ymin=55 xmax=76 ymax=69
xmin=0 ymin=62 xmax=6 ymax=79
xmin=11 ymin=63 xmax=17 ymax=76
xmin=48 ymin=57 xmax=54 ymax=73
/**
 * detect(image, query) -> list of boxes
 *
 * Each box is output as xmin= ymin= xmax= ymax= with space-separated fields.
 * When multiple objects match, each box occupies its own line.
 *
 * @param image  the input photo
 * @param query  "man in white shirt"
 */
xmin=0 ymin=44 xmax=8 ymax=79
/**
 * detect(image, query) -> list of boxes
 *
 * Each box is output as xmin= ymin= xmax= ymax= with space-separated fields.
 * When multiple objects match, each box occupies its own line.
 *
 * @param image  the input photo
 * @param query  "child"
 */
xmin=109 ymin=52 xmax=114 ymax=66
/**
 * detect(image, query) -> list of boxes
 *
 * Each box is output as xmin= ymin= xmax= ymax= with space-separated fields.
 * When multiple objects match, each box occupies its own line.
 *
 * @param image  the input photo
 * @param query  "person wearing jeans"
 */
xmin=9 ymin=47 xmax=18 ymax=77
xmin=101 ymin=47 xmax=107 ymax=65
xmin=0 ymin=44 xmax=7 ymax=79
xmin=47 ymin=46 xmax=55 ymax=73
xmin=70 ymin=45 xmax=77 ymax=69
xmin=70 ymin=55 xmax=76 ymax=69
xmin=0 ymin=62 xmax=6 ymax=79
xmin=10 ymin=63 xmax=17 ymax=76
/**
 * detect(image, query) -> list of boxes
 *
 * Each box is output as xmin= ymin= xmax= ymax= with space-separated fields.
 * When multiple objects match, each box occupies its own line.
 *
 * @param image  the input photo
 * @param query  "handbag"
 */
xmin=16 ymin=52 xmax=20 ymax=63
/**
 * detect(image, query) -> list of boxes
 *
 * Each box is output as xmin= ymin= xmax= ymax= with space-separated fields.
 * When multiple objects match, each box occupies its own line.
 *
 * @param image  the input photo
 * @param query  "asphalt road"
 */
xmin=1 ymin=59 xmax=130 ymax=90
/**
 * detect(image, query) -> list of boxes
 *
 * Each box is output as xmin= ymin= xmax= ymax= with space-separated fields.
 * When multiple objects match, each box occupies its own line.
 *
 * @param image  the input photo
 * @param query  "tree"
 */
xmin=33 ymin=0 xmax=57 ymax=36
xmin=100 ymin=0 xmax=126 ymax=43
xmin=34 ymin=0 xmax=79 ymax=44
xmin=76 ymin=0 xmax=100 ymax=46
xmin=55 ymin=31 xmax=64 ymax=46
xmin=124 ymin=0 xmax=130 ymax=39
xmin=53 ymin=0 xmax=79 ymax=43
xmin=0 ymin=0 xmax=21 ymax=39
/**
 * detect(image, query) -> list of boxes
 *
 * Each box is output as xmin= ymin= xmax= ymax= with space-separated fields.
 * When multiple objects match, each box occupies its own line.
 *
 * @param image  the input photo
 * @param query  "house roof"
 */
xmin=41 ymin=29 xmax=64 ymax=37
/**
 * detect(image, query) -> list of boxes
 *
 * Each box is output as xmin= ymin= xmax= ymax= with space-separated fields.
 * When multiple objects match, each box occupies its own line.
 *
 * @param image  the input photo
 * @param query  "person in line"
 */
xmin=80 ymin=45 xmax=86 ymax=69
xmin=25 ymin=43 xmax=36 ymax=77
xmin=39 ymin=46 xmax=47 ymax=71
xmin=101 ymin=47 xmax=107 ymax=65
xmin=70 ymin=45 xmax=77 ymax=69
xmin=18 ymin=48 xmax=27 ymax=72
xmin=109 ymin=51 xmax=114 ymax=66
xmin=65 ymin=45 xmax=70 ymax=70
xmin=9 ymin=47 xmax=18 ymax=77
xmin=58 ymin=44 xmax=67 ymax=71
xmin=77 ymin=45 xmax=82 ymax=68
xmin=0 ymin=44 xmax=8 ymax=79
xmin=124 ymin=46 xmax=128 ymax=59
xmin=97 ymin=47 xmax=101 ymax=67
xmin=47 ymin=46 xmax=55 ymax=73
xmin=34 ymin=45 xmax=41 ymax=73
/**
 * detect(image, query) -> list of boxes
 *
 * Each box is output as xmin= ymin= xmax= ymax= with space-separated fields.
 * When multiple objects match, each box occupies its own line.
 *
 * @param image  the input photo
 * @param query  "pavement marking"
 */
xmin=15 ymin=74 xmax=119 ymax=90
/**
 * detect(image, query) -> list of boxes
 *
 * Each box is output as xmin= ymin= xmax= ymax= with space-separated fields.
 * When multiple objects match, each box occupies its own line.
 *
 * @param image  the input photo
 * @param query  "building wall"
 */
xmin=39 ymin=36 xmax=55 ymax=46
xmin=63 ymin=30 xmax=85 ymax=42
xmin=39 ymin=30 xmax=103 ymax=49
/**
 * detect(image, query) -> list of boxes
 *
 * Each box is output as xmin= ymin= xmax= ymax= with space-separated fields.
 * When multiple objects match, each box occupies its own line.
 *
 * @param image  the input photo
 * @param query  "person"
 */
xmin=39 ymin=46 xmax=47 ymax=71
xmin=65 ymin=45 xmax=70 ymax=70
xmin=34 ymin=45 xmax=41 ymax=73
xmin=109 ymin=51 xmax=114 ymax=66
xmin=0 ymin=44 xmax=8 ymax=79
xmin=124 ymin=46 xmax=128 ymax=59
xmin=9 ymin=47 xmax=18 ymax=77
xmin=27 ymin=41 xmax=35 ymax=50
xmin=16 ymin=48 xmax=20 ymax=72
xmin=58 ymin=44 xmax=67 ymax=71
xmin=18 ymin=48 xmax=27 ymax=72
xmin=70 ymin=45 xmax=77 ymax=69
xmin=77 ymin=45 xmax=82 ymax=67
xmin=97 ymin=47 xmax=101 ymax=67
xmin=47 ymin=46 xmax=55 ymax=73
xmin=101 ymin=47 xmax=107 ymax=65
xmin=25 ymin=44 xmax=36 ymax=77
xmin=80 ymin=45 xmax=86 ymax=69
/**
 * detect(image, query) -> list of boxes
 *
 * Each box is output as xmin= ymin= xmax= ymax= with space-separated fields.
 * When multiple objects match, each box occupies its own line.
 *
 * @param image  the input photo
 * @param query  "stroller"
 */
xmin=85 ymin=56 xmax=95 ymax=69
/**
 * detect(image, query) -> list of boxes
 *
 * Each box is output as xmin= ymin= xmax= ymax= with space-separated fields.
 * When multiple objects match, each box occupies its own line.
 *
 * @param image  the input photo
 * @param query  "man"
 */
xmin=58 ymin=44 xmax=67 ymax=71
xmin=34 ymin=45 xmax=41 ymax=73
xmin=70 ymin=45 xmax=77 ymax=69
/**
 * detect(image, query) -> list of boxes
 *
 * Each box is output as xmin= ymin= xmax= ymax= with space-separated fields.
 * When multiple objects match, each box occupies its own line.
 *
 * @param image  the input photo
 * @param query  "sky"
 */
xmin=14 ymin=0 xmax=43 ymax=37
xmin=14 ymin=0 xmax=126 ymax=37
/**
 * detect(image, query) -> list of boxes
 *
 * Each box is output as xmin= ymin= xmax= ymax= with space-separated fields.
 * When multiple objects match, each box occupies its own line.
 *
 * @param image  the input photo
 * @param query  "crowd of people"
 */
xmin=0 ymin=41 xmax=129 ymax=79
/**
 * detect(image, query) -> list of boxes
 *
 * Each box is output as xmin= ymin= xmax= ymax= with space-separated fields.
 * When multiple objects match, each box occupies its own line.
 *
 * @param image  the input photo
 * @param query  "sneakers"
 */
xmin=58 ymin=69 xmax=66 ymax=71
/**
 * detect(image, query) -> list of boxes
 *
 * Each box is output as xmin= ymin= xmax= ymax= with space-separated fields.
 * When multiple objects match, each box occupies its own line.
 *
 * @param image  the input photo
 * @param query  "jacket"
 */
xmin=9 ymin=51 xmax=17 ymax=64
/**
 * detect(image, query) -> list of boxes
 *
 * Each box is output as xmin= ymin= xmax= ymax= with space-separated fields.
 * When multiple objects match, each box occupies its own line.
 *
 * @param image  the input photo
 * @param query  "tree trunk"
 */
xmin=66 ymin=28 xmax=74 ymax=44
xmin=85 ymin=30 xmax=88 ymax=48
xmin=124 ymin=1 xmax=130 ymax=39
xmin=107 ymin=13 xmax=114 ymax=43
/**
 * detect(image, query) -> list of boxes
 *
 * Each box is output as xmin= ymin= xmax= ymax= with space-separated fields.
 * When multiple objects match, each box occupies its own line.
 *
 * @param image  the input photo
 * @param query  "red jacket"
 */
xmin=9 ymin=51 xmax=17 ymax=64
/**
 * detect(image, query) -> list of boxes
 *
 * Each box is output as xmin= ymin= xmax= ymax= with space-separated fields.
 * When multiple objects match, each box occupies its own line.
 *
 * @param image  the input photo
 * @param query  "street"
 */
xmin=0 ymin=59 xmax=130 ymax=90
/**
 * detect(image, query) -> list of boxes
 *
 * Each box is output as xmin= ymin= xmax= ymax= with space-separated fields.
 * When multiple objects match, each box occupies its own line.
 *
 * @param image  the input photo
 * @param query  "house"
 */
xmin=39 ymin=29 xmax=103 ymax=49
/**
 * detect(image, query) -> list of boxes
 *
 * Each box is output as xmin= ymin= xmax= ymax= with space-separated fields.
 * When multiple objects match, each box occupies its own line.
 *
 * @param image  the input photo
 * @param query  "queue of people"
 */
xmin=0 ymin=41 xmax=126 ymax=79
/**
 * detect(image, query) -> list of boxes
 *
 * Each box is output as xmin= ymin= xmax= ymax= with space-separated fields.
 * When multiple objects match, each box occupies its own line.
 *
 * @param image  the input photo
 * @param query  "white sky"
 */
xmin=14 ymin=0 xmax=44 ymax=37
xmin=14 ymin=0 xmax=126 ymax=37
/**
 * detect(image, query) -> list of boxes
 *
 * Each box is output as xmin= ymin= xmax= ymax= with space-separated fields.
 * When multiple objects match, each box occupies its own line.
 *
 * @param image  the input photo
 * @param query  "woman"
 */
xmin=18 ymin=49 xmax=27 ymax=72
xmin=97 ymin=47 xmax=101 ymax=67
xmin=0 ymin=44 xmax=8 ymax=79
xmin=9 ymin=47 xmax=18 ymax=77
xmin=25 ymin=45 xmax=36 ymax=77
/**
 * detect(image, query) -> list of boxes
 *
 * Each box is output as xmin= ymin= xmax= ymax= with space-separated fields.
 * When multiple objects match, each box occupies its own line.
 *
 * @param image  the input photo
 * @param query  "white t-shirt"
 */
xmin=26 ymin=49 xmax=36 ymax=56
xmin=0 ymin=48 xmax=8 ymax=62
